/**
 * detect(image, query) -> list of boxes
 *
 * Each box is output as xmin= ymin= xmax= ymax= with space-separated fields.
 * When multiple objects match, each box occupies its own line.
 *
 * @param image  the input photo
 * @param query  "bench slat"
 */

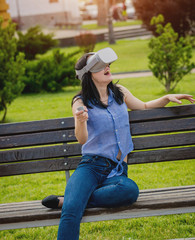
xmin=0 ymin=147 xmax=194 ymax=176
xmin=129 ymin=104 xmax=195 ymax=122
xmin=1 ymin=206 xmax=194 ymax=230
xmin=0 ymin=156 xmax=80 ymax=177
xmin=128 ymin=147 xmax=195 ymax=164
xmin=0 ymin=144 xmax=81 ymax=163
xmin=131 ymin=118 xmax=195 ymax=135
xmin=0 ymin=118 xmax=74 ymax=137
xmin=132 ymin=132 xmax=195 ymax=150
xmin=0 ymin=132 xmax=194 ymax=163
xmin=1 ymin=196 xmax=195 ymax=222
xmin=0 ymin=129 xmax=76 ymax=149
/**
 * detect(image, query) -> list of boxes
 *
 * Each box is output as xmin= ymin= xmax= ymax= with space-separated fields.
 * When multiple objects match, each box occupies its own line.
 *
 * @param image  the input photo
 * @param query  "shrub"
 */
xmin=17 ymin=25 xmax=58 ymax=60
xmin=22 ymin=49 xmax=80 ymax=93
xmin=148 ymin=15 xmax=195 ymax=92
xmin=75 ymin=31 xmax=96 ymax=53
xmin=0 ymin=19 xmax=26 ymax=122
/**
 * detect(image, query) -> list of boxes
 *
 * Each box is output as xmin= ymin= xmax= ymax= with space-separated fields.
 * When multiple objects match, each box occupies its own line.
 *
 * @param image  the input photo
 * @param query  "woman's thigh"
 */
xmin=62 ymin=162 xmax=99 ymax=214
xmin=87 ymin=175 xmax=139 ymax=208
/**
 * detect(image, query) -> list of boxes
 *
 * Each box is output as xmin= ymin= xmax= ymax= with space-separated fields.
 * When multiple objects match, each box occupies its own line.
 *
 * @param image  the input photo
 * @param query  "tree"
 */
xmin=97 ymin=0 xmax=107 ymax=26
xmin=133 ymin=0 xmax=195 ymax=37
xmin=148 ymin=15 xmax=195 ymax=92
xmin=0 ymin=19 xmax=26 ymax=122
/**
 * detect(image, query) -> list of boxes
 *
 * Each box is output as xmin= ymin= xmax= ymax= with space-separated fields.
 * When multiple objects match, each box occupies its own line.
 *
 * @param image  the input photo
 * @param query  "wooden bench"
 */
xmin=0 ymin=104 xmax=195 ymax=231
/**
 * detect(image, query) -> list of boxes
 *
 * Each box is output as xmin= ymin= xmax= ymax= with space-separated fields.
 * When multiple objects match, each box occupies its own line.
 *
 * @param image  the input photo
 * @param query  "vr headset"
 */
xmin=75 ymin=47 xmax=118 ymax=81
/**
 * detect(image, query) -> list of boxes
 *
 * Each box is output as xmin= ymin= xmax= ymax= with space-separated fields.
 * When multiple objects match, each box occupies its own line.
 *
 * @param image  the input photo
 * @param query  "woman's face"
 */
xmin=91 ymin=64 xmax=113 ymax=85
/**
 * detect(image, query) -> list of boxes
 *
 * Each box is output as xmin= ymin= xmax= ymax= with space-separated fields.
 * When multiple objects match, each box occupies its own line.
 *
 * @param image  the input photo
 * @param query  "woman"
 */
xmin=42 ymin=48 xmax=194 ymax=240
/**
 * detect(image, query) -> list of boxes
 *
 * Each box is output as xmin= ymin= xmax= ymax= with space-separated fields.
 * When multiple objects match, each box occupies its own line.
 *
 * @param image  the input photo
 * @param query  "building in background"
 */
xmin=7 ymin=0 xmax=81 ymax=29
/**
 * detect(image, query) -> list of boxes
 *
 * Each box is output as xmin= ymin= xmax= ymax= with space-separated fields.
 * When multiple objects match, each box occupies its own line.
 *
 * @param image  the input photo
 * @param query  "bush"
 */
xmin=148 ymin=15 xmax=195 ymax=92
xmin=0 ymin=19 xmax=26 ymax=122
xmin=17 ymin=25 xmax=58 ymax=60
xmin=22 ymin=49 xmax=80 ymax=93
xmin=75 ymin=31 xmax=96 ymax=53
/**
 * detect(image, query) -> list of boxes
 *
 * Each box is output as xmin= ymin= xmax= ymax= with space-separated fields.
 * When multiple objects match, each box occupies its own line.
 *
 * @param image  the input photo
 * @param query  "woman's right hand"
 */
xmin=75 ymin=106 xmax=88 ymax=123
xmin=72 ymin=99 xmax=88 ymax=144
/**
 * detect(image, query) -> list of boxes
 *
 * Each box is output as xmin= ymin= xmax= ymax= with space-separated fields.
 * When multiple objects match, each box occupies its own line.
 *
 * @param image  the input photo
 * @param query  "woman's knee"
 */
xmin=125 ymin=179 xmax=139 ymax=203
xmin=118 ymin=178 xmax=139 ymax=204
xmin=61 ymin=201 xmax=83 ymax=223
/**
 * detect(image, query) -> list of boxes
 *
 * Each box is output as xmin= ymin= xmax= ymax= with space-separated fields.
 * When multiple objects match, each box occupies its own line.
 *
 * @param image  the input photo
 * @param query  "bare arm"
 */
xmin=72 ymin=98 xmax=88 ymax=145
xmin=118 ymin=84 xmax=194 ymax=110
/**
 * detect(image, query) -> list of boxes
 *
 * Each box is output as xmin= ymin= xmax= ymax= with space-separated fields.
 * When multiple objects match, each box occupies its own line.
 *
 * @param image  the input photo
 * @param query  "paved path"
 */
xmin=112 ymin=69 xmax=195 ymax=79
xmin=42 ymin=24 xmax=144 ymax=40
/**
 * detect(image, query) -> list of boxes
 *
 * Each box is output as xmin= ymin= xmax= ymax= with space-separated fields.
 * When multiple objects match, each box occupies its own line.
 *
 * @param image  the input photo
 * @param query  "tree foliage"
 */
xmin=17 ymin=25 xmax=58 ymax=60
xmin=0 ymin=19 xmax=26 ymax=122
xmin=148 ymin=15 xmax=195 ymax=92
xmin=133 ymin=0 xmax=195 ymax=37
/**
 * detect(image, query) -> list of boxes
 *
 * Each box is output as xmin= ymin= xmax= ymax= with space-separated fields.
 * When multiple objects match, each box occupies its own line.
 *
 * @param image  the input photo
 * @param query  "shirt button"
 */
xmin=118 ymin=142 xmax=120 ymax=144
xmin=115 ymin=129 xmax=118 ymax=132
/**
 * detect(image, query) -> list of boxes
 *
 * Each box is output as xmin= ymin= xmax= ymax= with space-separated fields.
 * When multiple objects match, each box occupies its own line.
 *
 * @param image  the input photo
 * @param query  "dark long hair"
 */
xmin=72 ymin=53 xmax=124 ymax=108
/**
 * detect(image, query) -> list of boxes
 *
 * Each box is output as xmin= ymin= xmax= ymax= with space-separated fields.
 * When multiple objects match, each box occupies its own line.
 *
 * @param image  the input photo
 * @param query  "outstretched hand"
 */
xmin=167 ymin=94 xmax=195 ymax=104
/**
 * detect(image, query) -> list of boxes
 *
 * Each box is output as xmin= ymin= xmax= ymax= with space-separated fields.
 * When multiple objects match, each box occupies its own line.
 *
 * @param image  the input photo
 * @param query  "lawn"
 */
xmin=44 ymin=38 xmax=195 ymax=74
xmin=81 ymin=19 xmax=143 ymax=30
xmin=0 ymin=39 xmax=195 ymax=239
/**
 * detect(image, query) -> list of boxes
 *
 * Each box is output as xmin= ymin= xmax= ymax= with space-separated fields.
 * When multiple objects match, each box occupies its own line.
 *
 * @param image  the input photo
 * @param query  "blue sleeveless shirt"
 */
xmin=82 ymin=88 xmax=134 ymax=178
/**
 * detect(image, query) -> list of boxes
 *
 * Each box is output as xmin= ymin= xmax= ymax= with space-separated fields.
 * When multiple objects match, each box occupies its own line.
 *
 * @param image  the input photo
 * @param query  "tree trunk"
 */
xmin=1 ymin=99 xmax=7 ymax=122
xmin=165 ymin=80 xmax=171 ymax=92
xmin=97 ymin=0 xmax=107 ymax=26
xmin=1 ymin=107 xmax=7 ymax=122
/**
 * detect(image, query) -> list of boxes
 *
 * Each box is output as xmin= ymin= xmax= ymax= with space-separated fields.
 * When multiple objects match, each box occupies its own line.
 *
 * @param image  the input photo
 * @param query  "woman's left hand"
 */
xmin=166 ymin=94 xmax=195 ymax=104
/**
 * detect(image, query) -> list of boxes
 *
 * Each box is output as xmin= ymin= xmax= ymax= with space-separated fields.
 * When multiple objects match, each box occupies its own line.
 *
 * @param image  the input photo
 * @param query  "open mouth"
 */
xmin=104 ymin=70 xmax=110 ymax=75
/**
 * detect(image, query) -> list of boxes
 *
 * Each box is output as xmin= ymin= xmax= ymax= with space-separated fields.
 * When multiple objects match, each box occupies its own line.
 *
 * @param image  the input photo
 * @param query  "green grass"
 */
xmin=42 ymin=38 xmax=195 ymax=73
xmin=40 ymin=38 xmax=151 ymax=72
xmin=1 ymin=72 xmax=195 ymax=123
xmin=81 ymin=20 xmax=142 ymax=30
xmin=0 ymin=39 xmax=195 ymax=239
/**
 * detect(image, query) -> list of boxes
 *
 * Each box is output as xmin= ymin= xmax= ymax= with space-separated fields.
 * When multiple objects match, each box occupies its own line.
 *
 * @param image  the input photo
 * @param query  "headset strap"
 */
xmin=76 ymin=54 xmax=98 ymax=80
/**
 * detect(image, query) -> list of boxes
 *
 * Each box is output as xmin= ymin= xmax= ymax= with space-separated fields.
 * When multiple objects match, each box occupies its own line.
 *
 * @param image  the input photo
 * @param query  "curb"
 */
xmin=112 ymin=69 xmax=151 ymax=75
xmin=112 ymin=68 xmax=195 ymax=79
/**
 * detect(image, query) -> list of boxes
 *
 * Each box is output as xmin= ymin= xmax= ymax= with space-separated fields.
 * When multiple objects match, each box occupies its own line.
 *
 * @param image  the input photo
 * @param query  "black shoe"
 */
xmin=42 ymin=195 xmax=63 ymax=209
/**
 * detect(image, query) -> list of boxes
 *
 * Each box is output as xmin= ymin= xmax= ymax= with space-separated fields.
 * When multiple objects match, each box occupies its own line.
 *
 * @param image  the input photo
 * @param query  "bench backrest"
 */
xmin=0 ymin=105 xmax=195 ymax=177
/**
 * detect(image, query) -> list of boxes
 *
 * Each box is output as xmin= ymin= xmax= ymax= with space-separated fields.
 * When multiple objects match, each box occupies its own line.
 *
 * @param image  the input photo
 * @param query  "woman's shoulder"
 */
xmin=116 ymin=84 xmax=128 ymax=92
xmin=115 ymin=84 xmax=131 ymax=97
xmin=72 ymin=95 xmax=83 ymax=106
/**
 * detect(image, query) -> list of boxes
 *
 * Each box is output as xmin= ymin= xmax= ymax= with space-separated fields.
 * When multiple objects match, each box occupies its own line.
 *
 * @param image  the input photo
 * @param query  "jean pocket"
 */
xmin=94 ymin=158 xmax=111 ymax=168
xmin=79 ymin=156 xmax=93 ymax=165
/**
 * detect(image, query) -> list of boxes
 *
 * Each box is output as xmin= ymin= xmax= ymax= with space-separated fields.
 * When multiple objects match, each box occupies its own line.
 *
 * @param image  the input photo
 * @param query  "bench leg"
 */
xmin=65 ymin=170 xmax=70 ymax=184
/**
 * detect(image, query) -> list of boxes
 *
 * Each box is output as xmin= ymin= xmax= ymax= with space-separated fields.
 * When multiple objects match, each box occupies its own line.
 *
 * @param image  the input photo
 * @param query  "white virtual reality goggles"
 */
xmin=75 ymin=47 xmax=118 ymax=80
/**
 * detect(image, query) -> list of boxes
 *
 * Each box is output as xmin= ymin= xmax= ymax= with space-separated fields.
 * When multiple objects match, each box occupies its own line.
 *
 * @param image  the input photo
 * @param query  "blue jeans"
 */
xmin=57 ymin=155 xmax=139 ymax=240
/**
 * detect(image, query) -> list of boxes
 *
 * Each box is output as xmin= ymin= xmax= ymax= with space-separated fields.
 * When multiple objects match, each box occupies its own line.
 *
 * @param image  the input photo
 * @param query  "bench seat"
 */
xmin=1 ymin=185 xmax=195 ymax=230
